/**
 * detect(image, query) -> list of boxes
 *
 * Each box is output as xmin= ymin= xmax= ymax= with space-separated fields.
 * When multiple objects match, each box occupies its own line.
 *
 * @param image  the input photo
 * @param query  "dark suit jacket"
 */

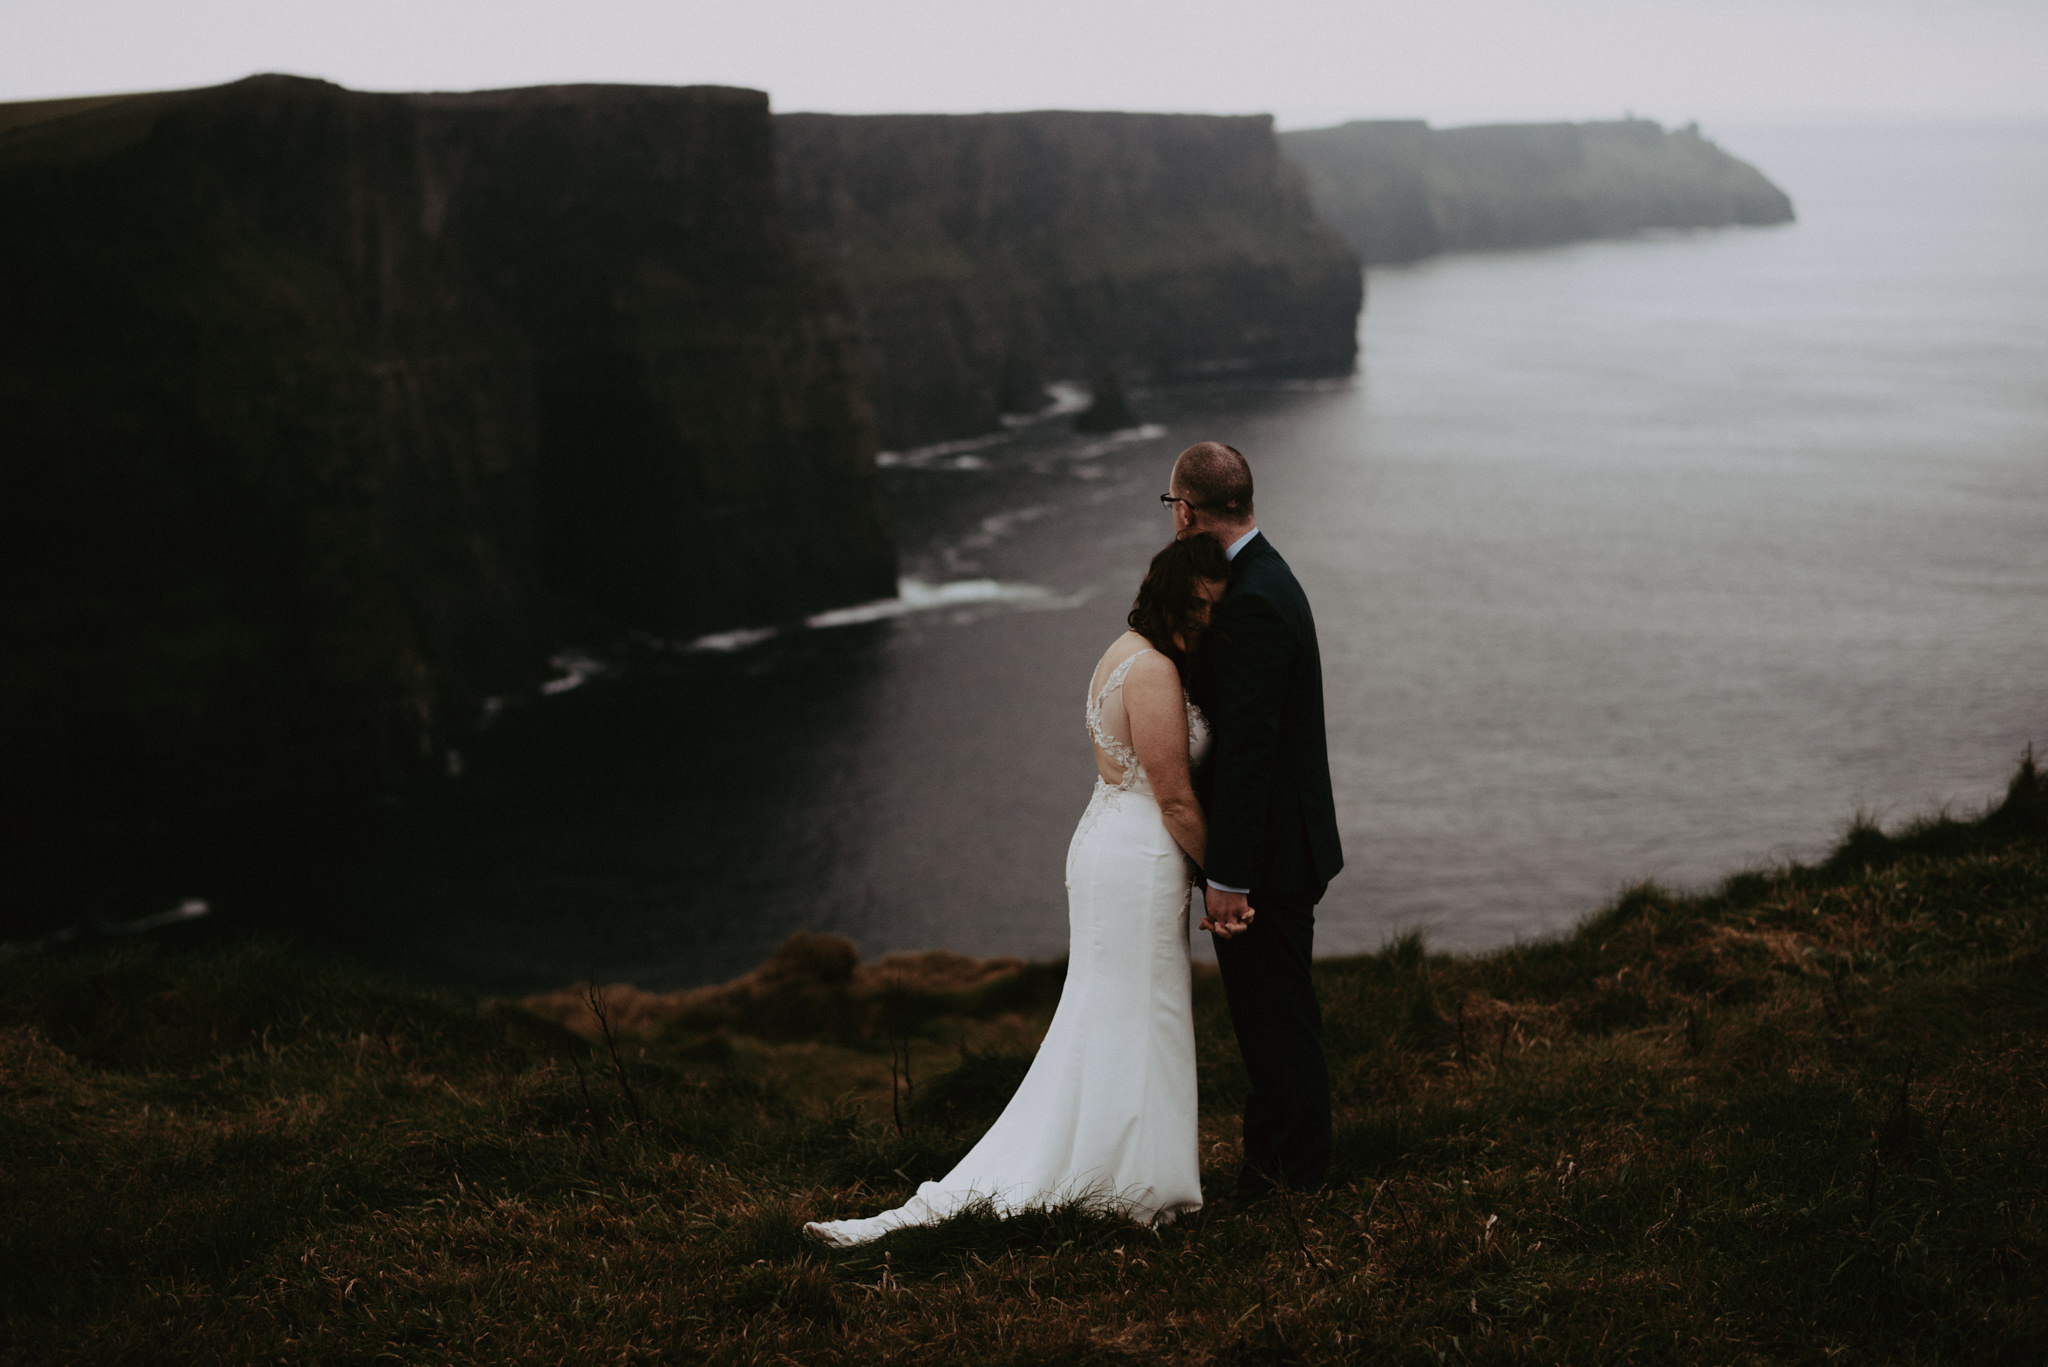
xmin=1189 ymin=533 xmax=1344 ymax=896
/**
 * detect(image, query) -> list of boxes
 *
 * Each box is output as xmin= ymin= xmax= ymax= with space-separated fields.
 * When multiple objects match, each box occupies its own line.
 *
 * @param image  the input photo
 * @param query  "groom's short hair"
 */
xmin=1173 ymin=442 xmax=1254 ymax=521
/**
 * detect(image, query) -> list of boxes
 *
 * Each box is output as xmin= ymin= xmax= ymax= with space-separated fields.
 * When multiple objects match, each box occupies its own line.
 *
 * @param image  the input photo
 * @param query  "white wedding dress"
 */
xmin=805 ymin=644 xmax=1208 ymax=1246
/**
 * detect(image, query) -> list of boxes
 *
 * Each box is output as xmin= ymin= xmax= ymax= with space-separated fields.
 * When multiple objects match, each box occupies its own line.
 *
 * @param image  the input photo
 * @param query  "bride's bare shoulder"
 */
xmin=1093 ymin=630 xmax=1147 ymax=668
xmin=1089 ymin=631 xmax=1155 ymax=689
xmin=1121 ymin=648 xmax=1180 ymax=690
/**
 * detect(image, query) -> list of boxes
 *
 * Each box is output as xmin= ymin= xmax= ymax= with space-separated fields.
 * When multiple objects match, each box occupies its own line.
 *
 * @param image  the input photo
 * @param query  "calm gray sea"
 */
xmin=278 ymin=122 xmax=2048 ymax=992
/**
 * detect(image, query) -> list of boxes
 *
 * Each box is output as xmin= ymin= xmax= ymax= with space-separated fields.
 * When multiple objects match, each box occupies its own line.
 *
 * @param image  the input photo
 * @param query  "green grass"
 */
xmin=5 ymin=755 xmax=2044 ymax=1364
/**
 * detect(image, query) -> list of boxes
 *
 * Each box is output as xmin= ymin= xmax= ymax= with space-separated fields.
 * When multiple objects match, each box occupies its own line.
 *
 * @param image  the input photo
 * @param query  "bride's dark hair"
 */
xmin=1128 ymin=534 xmax=1230 ymax=669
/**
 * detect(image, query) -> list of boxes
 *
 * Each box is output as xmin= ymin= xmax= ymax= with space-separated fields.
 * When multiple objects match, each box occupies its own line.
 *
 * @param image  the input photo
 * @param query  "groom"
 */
xmin=1169 ymin=441 xmax=1344 ymax=1196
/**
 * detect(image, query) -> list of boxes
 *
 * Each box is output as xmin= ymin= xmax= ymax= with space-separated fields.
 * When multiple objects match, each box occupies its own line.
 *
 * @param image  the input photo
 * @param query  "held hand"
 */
xmin=1200 ymin=887 xmax=1256 ymax=939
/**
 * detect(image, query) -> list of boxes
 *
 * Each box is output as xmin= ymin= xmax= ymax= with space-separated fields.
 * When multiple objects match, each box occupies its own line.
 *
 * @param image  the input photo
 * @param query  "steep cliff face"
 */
xmin=0 ymin=75 xmax=893 ymax=815
xmin=1280 ymin=118 xmax=1794 ymax=265
xmin=776 ymin=111 xmax=1364 ymax=449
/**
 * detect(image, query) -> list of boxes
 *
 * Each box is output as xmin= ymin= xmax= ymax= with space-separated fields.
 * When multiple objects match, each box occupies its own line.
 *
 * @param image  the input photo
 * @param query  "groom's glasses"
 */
xmin=1159 ymin=494 xmax=1195 ymax=510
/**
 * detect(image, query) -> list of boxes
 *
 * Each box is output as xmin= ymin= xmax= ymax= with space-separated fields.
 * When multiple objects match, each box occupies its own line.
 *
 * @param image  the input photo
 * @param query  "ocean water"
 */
xmin=130 ymin=122 xmax=2048 ymax=993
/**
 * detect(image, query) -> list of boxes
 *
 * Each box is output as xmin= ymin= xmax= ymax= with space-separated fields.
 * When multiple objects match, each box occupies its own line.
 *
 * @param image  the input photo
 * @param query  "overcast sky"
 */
xmin=7 ymin=0 xmax=2044 ymax=130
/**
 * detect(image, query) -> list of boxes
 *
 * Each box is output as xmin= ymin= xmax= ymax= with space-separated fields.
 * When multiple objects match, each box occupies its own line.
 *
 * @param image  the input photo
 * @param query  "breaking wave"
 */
xmin=682 ymin=576 xmax=1092 ymax=652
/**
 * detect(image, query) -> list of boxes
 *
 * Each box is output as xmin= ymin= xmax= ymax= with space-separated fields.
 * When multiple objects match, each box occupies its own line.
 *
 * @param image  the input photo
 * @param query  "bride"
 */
xmin=805 ymin=533 xmax=1234 ymax=1247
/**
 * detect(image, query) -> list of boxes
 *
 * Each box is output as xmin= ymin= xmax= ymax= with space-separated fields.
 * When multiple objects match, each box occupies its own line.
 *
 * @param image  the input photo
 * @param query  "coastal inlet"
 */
xmin=243 ymin=122 xmax=2047 ymax=993
xmin=6 ymin=86 xmax=2040 ymax=997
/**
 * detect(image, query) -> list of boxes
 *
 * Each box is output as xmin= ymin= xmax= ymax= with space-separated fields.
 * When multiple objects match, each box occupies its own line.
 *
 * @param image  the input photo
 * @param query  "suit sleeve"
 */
xmin=1202 ymin=587 xmax=1294 ymax=891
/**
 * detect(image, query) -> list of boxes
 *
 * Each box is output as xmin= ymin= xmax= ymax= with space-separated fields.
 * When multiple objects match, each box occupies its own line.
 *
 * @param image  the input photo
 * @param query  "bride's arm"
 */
xmin=1126 ymin=653 xmax=1206 ymax=866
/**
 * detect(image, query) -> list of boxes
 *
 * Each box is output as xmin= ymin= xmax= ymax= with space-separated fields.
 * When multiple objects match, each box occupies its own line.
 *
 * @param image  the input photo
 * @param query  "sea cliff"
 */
xmin=776 ymin=111 xmax=1364 ymax=449
xmin=1280 ymin=117 xmax=1794 ymax=264
xmin=0 ymin=75 xmax=894 ymax=813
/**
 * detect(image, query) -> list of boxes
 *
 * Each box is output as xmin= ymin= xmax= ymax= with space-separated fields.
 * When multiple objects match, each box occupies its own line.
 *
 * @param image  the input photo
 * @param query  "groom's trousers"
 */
xmin=1212 ymin=887 xmax=1331 ymax=1192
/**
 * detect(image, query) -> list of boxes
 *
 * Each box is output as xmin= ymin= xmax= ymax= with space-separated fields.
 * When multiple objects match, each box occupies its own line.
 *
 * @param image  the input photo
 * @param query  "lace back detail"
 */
xmin=1074 ymin=642 xmax=1210 ymax=849
xmin=1086 ymin=649 xmax=1151 ymax=792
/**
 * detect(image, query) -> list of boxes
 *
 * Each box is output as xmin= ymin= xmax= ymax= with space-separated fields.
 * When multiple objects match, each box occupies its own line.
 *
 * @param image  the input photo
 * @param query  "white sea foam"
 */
xmin=966 ymin=504 xmax=1051 ymax=545
xmin=805 ymin=577 xmax=1065 ymax=628
xmin=686 ymin=625 xmax=781 ymax=653
xmin=105 ymin=899 xmax=210 ymax=935
xmin=1043 ymin=382 xmax=1091 ymax=416
xmin=2 ymin=898 xmax=212 ymax=956
xmin=881 ymin=392 xmax=1156 ymax=467
xmin=940 ymin=503 xmax=1056 ymax=575
xmin=668 ymin=576 xmax=1087 ymax=654
xmin=997 ymin=381 xmax=1094 ymax=428
xmin=875 ymin=432 xmax=1011 ymax=469
xmin=540 ymin=650 xmax=605 ymax=695
xmin=1073 ymin=423 xmax=1169 ymax=460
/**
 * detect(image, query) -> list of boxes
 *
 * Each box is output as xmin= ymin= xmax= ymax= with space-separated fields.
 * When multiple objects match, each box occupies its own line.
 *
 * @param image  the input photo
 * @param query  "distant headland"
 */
xmin=1280 ymin=117 xmax=1795 ymax=264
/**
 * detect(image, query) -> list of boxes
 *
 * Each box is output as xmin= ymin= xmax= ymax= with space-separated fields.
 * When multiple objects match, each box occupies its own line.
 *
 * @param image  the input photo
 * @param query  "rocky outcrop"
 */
xmin=518 ymin=931 xmax=1036 ymax=1041
xmin=1280 ymin=118 xmax=1794 ymax=265
xmin=0 ymin=75 xmax=894 ymax=816
xmin=776 ymin=111 xmax=1364 ymax=449
xmin=1071 ymin=372 xmax=1141 ymax=435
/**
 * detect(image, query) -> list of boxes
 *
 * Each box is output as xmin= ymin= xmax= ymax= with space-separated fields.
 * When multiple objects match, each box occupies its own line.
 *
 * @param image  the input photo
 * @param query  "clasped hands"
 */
xmin=1199 ymin=886 xmax=1256 ymax=939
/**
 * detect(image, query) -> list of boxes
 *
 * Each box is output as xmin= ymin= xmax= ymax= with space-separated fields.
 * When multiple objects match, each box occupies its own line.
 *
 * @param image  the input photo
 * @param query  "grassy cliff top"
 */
xmin=5 ymin=755 xmax=2044 ymax=1363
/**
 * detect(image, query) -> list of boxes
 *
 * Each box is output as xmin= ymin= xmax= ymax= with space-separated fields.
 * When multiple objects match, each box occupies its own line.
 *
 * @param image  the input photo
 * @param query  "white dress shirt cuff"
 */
xmin=1206 ymin=880 xmax=1250 ymax=895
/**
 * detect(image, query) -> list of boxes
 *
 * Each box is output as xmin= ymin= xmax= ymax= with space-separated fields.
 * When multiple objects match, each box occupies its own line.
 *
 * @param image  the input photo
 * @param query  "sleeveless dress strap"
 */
xmin=1092 ymin=648 xmax=1152 ymax=708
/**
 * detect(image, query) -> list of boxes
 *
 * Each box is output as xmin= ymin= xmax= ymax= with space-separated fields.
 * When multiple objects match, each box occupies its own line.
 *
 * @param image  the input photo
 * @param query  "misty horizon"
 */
xmin=19 ymin=73 xmax=2048 ymax=140
xmin=7 ymin=0 xmax=2046 ymax=132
